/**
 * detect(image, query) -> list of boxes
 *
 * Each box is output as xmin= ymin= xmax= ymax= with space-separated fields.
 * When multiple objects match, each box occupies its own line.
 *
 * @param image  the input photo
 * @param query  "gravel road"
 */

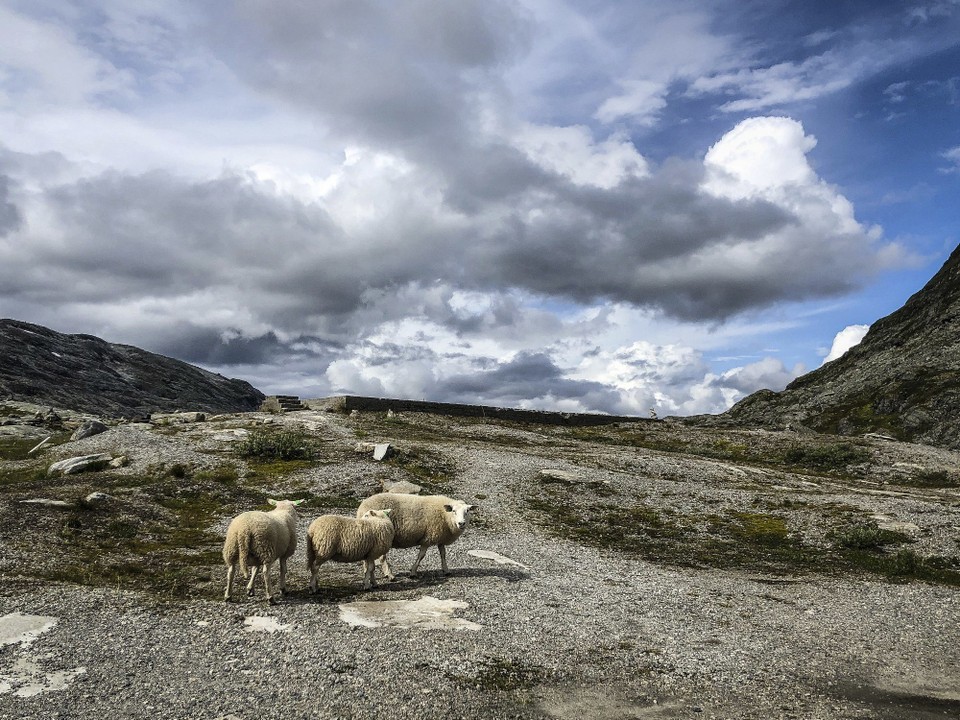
xmin=0 ymin=406 xmax=958 ymax=719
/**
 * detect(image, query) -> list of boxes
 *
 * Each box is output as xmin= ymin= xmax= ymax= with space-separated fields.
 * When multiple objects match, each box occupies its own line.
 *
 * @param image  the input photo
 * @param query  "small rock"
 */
xmin=108 ymin=456 xmax=128 ymax=468
xmin=373 ymin=443 xmax=392 ymax=461
xmin=354 ymin=442 xmax=377 ymax=453
xmin=539 ymin=469 xmax=579 ymax=483
xmin=72 ymin=420 xmax=109 ymax=441
xmin=84 ymin=492 xmax=114 ymax=507
xmin=383 ymin=480 xmax=421 ymax=495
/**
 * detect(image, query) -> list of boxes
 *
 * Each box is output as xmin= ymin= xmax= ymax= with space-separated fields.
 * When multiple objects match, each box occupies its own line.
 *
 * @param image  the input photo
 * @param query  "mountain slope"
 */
xmin=0 ymin=319 xmax=264 ymax=417
xmin=717 ymin=244 xmax=960 ymax=448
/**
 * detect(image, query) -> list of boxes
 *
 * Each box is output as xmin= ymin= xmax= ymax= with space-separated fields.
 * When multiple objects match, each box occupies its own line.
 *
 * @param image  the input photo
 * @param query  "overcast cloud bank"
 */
xmin=1 ymin=0 xmax=953 ymax=416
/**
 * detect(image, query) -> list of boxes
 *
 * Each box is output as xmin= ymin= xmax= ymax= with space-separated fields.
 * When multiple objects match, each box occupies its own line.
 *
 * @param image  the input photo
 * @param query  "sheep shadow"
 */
xmin=275 ymin=564 xmax=528 ymax=605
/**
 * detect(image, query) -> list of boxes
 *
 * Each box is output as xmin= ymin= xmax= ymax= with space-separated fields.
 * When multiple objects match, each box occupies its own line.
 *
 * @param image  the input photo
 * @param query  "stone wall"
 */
xmin=303 ymin=395 xmax=655 ymax=428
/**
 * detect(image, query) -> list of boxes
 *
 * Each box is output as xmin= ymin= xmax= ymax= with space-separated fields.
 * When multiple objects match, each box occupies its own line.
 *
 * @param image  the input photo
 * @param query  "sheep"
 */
xmin=305 ymin=509 xmax=395 ymax=592
xmin=223 ymin=498 xmax=303 ymax=604
xmin=356 ymin=493 xmax=476 ymax=580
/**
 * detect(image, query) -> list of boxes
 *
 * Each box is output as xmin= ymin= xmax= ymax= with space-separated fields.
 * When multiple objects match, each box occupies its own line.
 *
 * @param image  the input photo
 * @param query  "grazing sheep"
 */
xmin=306 ymin=509 xmax=395 ymax=591
xmin=356 ymin=493 xmax=476 ymax=579
xmin=223 ymin=499 xmax=303 ymax=604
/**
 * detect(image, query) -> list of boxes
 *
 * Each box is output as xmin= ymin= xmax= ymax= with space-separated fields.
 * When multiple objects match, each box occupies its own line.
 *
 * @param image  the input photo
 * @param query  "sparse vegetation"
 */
xmin=236 ymin=429 xmax=314 ymax=461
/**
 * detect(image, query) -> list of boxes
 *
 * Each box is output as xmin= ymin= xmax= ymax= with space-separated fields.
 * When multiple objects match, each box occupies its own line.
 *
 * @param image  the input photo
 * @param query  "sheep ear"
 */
xmin=267 ymin=498 xmax=278 ymax=506
xmin=292 ymin=499 xmax=305 ymax=506
xmin=382 ymin=508 xmax=392 ymax=516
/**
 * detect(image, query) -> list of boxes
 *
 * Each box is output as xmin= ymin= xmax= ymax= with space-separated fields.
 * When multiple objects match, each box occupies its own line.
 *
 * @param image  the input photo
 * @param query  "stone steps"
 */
xmin=261 ymin=395 xmax=304 ymax=413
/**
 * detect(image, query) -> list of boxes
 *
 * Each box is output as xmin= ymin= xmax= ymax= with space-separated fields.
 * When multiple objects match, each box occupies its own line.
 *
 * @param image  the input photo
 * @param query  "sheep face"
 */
xmin=443 ymin=502 xmax=476 ymax=532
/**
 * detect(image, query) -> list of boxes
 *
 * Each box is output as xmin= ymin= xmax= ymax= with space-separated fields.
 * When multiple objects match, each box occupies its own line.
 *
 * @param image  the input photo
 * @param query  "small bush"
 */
xmin=833 ymin=523 xmax=912 ymax=550
xmin=236 ymin=430 xmax=311 ymax=461
xmin=783 ymin=442 xmax=869 ymax=471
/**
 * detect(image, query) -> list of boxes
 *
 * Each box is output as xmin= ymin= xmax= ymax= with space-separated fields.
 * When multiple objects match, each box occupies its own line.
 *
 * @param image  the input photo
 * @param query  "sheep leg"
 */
xmin=309 ymin=560 xmax=324 ymax=594
xmin=246 ymin=565 xmax=259 ymax=596
xmin=409 ymin=544 xmax=431 ymax=577
xmin=438 ymin=544 xmax=449 ymax=575
xmin=376 ymin=554 xmax=396 ymax=581
xmin=362 ymin=559 xmax=376 ymax=590
xmin=278 ymin=557 xmax=288 ymax=596
xmin=263 ymin=562 xmax=277 ymax=604
xmin=224 ymin=564 xmax=236 ymax=602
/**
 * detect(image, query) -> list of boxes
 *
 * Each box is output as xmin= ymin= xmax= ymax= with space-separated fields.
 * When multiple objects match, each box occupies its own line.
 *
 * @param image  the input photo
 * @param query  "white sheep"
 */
xmin=223 ymin=498 xmax=303 ymax=604
xmin=356 ymin=493 xmax=476 ymax=579
xmin=306 ymin=509 xmax=395 ymax=592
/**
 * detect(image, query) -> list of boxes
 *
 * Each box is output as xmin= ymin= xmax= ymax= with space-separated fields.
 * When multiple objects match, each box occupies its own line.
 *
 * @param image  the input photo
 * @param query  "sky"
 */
xmin=0 ymin=0 xmax=958 ymax=417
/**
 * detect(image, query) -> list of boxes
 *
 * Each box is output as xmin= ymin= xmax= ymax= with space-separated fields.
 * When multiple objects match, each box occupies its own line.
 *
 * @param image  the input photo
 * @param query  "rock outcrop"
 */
xmin=712 ymin=244 xmax=960 ymax=449
xmin=0 ymin=319 xmax=264 ymax=417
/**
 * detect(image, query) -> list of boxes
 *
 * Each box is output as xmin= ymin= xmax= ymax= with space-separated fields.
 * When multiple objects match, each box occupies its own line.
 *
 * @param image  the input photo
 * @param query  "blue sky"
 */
xmin=0 ymin=0 xmax=958 ymax=415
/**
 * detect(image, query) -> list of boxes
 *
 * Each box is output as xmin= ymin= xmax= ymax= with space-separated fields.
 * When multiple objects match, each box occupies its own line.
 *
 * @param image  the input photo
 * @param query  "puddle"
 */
xmin=0 ymin=613 xmax=85 ymax=697
xmin=467 ymin=549 xmax=529 ymax=569
xmin=338 ymin=595 xmax=482 ymax=631
xmin=243 ymin=616 xmax=290 ymax=633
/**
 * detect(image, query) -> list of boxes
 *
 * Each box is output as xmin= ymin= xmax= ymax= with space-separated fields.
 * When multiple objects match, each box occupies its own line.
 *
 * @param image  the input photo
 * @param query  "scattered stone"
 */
xmin=108 ymin=456 xmax=128 ymax=468
xmin=383 ymin=480 xmax=421 ymax=495
xmin=871 ymin=514 xmax=921 ymax=535
xmin=354 ymin=441 xmax=377 ymax=453
xmin=467 ymin=549 xmax=529 ymax=569
xmin=539 ymin=469 xmax=579 ymax=483
xmin=19 ymin=499 xmax=75 ymax=509
xmin=864 ymin=432 xmax=896 ymax=442
xmin=152 ymin=411 xmax=206 ymax=424
xmin=373 ymin=443 xmax=393 ymax=461
xmin=83 ymin=492 xmax=114 ymax=508
xmin=47 ymin=453 xmax=112 ymax=476
xmin=71 ymin=419 xmax=109 ymax=441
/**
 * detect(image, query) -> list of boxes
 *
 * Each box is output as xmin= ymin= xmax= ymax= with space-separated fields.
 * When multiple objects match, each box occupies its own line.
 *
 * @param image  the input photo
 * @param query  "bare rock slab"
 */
xmin=47 ymin=453 xmax=112 ymax=476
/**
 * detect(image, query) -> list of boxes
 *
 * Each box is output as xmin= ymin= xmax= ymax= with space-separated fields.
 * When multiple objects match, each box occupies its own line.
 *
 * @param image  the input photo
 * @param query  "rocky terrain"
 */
xmin=710 ymin=246 xmax=960 ymax=450
xmin=0 ymin=400 xmax=958 ymax=719
xmin=0 ymin=319 xmax=264 ymax=417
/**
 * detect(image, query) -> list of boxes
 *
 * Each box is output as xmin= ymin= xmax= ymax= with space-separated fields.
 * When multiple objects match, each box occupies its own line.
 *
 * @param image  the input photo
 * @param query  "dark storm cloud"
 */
xmin=437 ymin=351 xmax=621 ymax=410
xmin=0 ymin=176 xmax=21 ymax=236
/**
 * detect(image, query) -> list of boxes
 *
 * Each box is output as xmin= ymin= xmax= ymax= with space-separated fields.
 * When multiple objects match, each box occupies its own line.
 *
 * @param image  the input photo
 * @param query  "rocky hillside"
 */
xmin=0 ymin=319 xmax=264 ymax=417
xmin=713 ymin=244 xmax=960 ymax=448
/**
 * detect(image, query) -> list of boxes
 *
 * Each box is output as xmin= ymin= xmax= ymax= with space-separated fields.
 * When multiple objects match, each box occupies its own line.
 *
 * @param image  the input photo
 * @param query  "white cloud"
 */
xmin=822 ymin=324 xmax=869 ymax=364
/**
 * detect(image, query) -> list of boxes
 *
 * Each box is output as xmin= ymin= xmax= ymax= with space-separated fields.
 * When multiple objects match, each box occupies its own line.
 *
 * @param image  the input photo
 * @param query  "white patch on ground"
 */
xmin=338 ymin=595 xmax=482 ymax=631
xmin=467 ymin=549 xmax=529 ymax=569
xmin=0 ymin=613 xmax=86 ymax=697
xmin=0 ymin=613 xmax=56 ymax=648
xmin=243 ymin=616 xmax=290 ymax=633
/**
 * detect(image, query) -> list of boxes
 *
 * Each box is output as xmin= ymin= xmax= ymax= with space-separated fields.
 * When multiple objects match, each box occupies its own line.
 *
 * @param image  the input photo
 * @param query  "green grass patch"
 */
xmin=895 ymin=469 xmax=960 ymax=489
xmin=524 ymin=485 xmax=960 ymax=585
xmin=383 ymin=445 xmax=456 ymax=491
xmin=236 ymin=429 xmax=315 ymax=461
xmin=781 ymin=442 xmax=870 ymax=472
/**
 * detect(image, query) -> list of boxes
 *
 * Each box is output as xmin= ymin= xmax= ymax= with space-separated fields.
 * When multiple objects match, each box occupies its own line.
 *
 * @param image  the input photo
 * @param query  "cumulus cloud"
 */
xmin=0 ymin=1 xmax=935 ymax=414
xmin=822 ymin=324 xmax=870 ymax=364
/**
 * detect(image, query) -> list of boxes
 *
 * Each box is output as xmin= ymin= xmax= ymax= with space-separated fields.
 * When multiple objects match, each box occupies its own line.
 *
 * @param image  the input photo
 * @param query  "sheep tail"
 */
xmin=237 ymin=527 xmax=254 ymax=577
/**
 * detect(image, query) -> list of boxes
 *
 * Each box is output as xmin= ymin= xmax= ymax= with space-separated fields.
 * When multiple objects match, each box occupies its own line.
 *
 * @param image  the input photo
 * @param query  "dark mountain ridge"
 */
xmin=0 ymin=319 xmax=264 ymax=417
xmin=714 ymin=244 xmax=960 ymax=449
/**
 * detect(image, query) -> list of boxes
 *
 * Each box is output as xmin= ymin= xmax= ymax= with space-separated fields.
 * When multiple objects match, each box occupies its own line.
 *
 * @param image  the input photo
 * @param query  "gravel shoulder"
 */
xmin=0 ymin=405 xmax=958 ymax=719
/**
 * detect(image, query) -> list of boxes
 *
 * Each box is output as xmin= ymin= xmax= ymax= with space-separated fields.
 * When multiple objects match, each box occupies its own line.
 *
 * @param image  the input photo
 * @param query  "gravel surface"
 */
xmin=1 ymin=405 xmax=959 ymax=719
